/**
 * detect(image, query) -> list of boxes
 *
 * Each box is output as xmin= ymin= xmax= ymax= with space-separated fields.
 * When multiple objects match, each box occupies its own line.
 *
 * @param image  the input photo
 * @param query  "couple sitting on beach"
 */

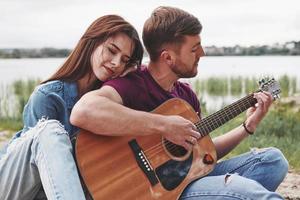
xmin=0 ymin=6 xmax=288 ymax=200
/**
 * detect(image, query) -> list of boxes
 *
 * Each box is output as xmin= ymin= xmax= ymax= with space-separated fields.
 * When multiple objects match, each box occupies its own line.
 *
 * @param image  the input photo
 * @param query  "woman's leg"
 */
xmin=0 ymin=128 xmax=43 ymax=200
xmin=0 ymin=119 xmax=85 ymax=200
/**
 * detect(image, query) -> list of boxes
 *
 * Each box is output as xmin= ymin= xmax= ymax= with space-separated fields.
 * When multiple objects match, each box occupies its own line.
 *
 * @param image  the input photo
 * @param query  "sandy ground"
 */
xmin=277 ymin=170 xmax=300 ymax=200
xmin=0 ymin=130 xmax=10 ymax=148
xmin=0 ymin=130 xmax=299 ymax=199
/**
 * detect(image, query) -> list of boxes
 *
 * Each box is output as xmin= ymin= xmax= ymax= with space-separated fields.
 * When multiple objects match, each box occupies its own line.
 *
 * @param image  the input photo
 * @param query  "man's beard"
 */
xmin=170 ymin=60 xmax=198 ymax=78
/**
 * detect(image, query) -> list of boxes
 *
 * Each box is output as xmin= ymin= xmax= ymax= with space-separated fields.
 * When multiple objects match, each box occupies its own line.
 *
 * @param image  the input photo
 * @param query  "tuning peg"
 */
xmin=258 ymin=80 xmax=262 ymax=85
xmin=259 ymin=79 xmax=265 ymax=85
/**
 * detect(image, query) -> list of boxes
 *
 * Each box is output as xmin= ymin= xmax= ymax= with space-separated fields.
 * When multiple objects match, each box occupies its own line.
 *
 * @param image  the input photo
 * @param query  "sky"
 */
xmin=0 ymin=0 xmax=299 ymax=48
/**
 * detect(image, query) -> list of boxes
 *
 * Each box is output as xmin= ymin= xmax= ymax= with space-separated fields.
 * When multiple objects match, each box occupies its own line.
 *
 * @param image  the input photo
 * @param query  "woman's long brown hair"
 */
xmin=42 ymin=15 xmax=143 ymax=87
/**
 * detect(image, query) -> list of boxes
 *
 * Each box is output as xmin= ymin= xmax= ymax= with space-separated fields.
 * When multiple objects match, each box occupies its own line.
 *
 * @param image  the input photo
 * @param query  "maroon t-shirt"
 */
xmin=104 ymin=67 xmax=201 ymax=115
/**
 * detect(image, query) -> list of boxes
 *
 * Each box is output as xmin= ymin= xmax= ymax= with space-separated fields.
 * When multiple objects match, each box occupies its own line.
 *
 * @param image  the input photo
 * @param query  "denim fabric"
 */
xmin=180 ymin=147 xmax=289 ymax=200
xmin=0 ymin=80 xmax=85 ymax=200
xmin=13 ymin=80 xmax=79 ymax=140
xmin=0 ymin=80 xmax=289 ymax=199
xmin=0 ymin=120 xmax=85 ymax=200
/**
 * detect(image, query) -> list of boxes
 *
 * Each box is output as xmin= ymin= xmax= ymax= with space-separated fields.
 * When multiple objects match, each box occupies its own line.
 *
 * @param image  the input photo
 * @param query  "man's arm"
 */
xmin=70 ymin=86 xmax=201 ymax=150
xmin=213 ymin=91 xmax=273 ymax=159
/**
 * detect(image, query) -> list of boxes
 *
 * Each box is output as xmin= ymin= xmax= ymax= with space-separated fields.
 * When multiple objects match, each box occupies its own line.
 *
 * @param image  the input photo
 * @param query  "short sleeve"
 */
xmin=180 ymin=82 xmax=201 ymax=118
xmin=190 ymin=92 xmax=201 ymax=117
xmin=103 ymin=76 xmax=140 ymax=107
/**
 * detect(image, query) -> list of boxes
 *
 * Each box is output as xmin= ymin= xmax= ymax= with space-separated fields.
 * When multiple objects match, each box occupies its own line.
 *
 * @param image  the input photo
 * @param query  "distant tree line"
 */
xmin=0 ymin=41 xmax=299 ymax=58
xmin=205 ymin=41 xmax=300 ymax=56
xmin=0 ymin=48 xmax=71 ymax=58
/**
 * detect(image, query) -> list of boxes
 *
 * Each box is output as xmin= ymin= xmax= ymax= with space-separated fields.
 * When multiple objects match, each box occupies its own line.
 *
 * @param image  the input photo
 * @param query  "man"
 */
xmin=71 ymin=6 xmax=288 ymax=199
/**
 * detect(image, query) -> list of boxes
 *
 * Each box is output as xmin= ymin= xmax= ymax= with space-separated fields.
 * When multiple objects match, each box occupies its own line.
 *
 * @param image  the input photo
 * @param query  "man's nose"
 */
xmin=198 ymin=46 xmax=205 ymax=57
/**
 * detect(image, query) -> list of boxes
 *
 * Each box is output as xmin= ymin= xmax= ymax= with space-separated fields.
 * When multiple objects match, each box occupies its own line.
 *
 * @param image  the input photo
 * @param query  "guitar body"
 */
xmin=76 ymin=98 xmax=217 ymax=199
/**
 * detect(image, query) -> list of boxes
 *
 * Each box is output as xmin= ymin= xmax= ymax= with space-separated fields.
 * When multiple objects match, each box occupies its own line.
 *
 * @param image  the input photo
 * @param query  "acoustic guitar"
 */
xmin=75 ymin=77 xmax=281 ymax=200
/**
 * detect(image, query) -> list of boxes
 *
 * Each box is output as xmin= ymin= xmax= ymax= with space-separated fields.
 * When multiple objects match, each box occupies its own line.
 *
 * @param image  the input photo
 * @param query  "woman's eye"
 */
xmin=107 ymin=47 xmax=116 ymax=54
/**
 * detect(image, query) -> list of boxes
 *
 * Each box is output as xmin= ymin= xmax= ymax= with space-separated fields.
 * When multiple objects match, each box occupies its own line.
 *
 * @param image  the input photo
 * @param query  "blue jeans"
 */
xmin=180 ymin=147 xmax=289 ymax=199
xmin=0 ymin=120 xmax=85 ymax=200
xmin=0 ymin=120 xmax=288 ymax=200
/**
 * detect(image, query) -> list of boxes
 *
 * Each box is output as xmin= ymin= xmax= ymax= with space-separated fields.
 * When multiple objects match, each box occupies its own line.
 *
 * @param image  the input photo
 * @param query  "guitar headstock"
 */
xmin=258 ymin=77 xmax=281 ymax=100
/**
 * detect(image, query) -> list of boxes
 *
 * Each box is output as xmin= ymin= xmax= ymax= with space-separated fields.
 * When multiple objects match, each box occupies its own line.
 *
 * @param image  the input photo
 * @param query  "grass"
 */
xmin=0 ymin=76 xmax=299 ymax=170
xmin=0 ymin=118 xmax=23 ymax=132
xmin=230 ymin=76 xmax=243 ymax=95
xmin=194 ymin=74 xmax=299 ymax=97
xmin=193 ymin=75 xmax=300 ymax=171
xmin=0 ymin=79 xmax=40 ymax=131
xmin=12 ymin=79 xmax=40 ymax=119
xmin=207 ymin=102 xmax=300 ymax=171
xmin=206 ymin=77 xmax=228 ymax=96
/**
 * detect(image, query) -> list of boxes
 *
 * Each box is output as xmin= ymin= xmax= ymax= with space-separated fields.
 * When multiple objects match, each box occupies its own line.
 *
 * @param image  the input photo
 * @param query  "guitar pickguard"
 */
xmin=156 ymin=154 xmax=193 ymax=191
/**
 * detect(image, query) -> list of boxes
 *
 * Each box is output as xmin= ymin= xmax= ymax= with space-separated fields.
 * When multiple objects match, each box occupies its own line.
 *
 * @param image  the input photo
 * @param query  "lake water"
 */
xmin=0 ymin=56 xmax=299 ymax=112
xmin=0 ymin=56 xmax=299 ymax=83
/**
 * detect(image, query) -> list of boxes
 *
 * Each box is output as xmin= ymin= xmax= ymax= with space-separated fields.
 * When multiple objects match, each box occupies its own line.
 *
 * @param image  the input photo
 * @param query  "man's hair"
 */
xmin=143 ymin=6 xmax=202 ymax=61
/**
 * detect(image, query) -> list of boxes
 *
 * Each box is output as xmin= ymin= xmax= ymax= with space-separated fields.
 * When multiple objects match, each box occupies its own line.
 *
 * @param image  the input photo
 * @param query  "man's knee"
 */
xmin=261 ymin=147 xmax=288 ymax=173
xmin=253 ymin=147 xmax=289 ymax=185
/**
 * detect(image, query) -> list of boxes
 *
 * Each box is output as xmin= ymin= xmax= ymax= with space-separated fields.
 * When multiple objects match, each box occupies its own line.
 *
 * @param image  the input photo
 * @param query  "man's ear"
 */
xmin=161 ymin=50 xmax=174 ymax=66
xmin=120 ymin=66 xmax=137 ymax=77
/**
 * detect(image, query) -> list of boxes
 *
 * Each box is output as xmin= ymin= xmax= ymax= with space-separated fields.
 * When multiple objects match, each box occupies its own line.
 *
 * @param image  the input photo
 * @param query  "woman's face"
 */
xmin=91 ymin=33 xmax=134 ymax=81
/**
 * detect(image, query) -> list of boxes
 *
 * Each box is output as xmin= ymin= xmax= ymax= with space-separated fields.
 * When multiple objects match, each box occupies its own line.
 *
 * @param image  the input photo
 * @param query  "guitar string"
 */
xmin=195 ymin=94 xmax=255 ymax=133
xmin=146 ymin=138 xmax=195 ymax=159
xmin=143 ymin=142 xmax=164 ymax=154
xmin=196 ymin=95 xmax=251 ymax=129
xmin=146 ymin=145 xmax=166 ymax=159
xmin=144 ymin=138 xmax=187 ymax=157
xmin=193 ymin=94 xmax=255 ymax=141
xmin=145 ymin=95 xmax=251 ymax=159
xmin=197 ymin=94 xmax=253 ymax=126
xmin=144 ymin=94 xmax=257 ymax=159
xmin=199 ymin=85 xmax=276 ymax=133
xmin=146 ymin=96 xmax=255 ymax=158
xmin=145 ymin=89 xmax=277 ymax=158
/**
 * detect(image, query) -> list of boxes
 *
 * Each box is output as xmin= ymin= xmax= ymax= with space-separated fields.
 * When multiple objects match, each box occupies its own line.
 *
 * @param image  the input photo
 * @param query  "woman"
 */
xmin=0 ymin=15 xmax=143 ymax=200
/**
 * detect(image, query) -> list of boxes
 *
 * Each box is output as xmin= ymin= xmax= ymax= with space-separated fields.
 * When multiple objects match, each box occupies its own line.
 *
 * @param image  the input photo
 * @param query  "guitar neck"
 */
xmin=195 ymin=93 xmax=257 ymax=137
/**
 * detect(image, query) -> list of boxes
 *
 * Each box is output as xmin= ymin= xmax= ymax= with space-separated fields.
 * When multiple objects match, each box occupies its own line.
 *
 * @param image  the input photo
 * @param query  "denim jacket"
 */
xmin=13 ymin=80 xmax=80 ymax=140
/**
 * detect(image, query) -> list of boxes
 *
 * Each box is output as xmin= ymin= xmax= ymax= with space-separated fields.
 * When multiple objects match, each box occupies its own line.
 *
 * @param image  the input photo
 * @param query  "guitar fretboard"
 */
xmin=195 ymin=94 xmax=257 ymax=137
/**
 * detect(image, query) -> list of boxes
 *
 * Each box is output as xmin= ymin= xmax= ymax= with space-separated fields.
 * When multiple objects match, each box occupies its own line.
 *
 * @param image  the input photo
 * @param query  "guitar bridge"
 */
xmin=128 ymin=139 xmax=159 ymax=186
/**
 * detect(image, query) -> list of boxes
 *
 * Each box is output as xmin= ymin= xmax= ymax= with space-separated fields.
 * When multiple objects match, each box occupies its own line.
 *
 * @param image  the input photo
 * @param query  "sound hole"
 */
xmin=163 ymin=138 xmax=187 ymax=158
